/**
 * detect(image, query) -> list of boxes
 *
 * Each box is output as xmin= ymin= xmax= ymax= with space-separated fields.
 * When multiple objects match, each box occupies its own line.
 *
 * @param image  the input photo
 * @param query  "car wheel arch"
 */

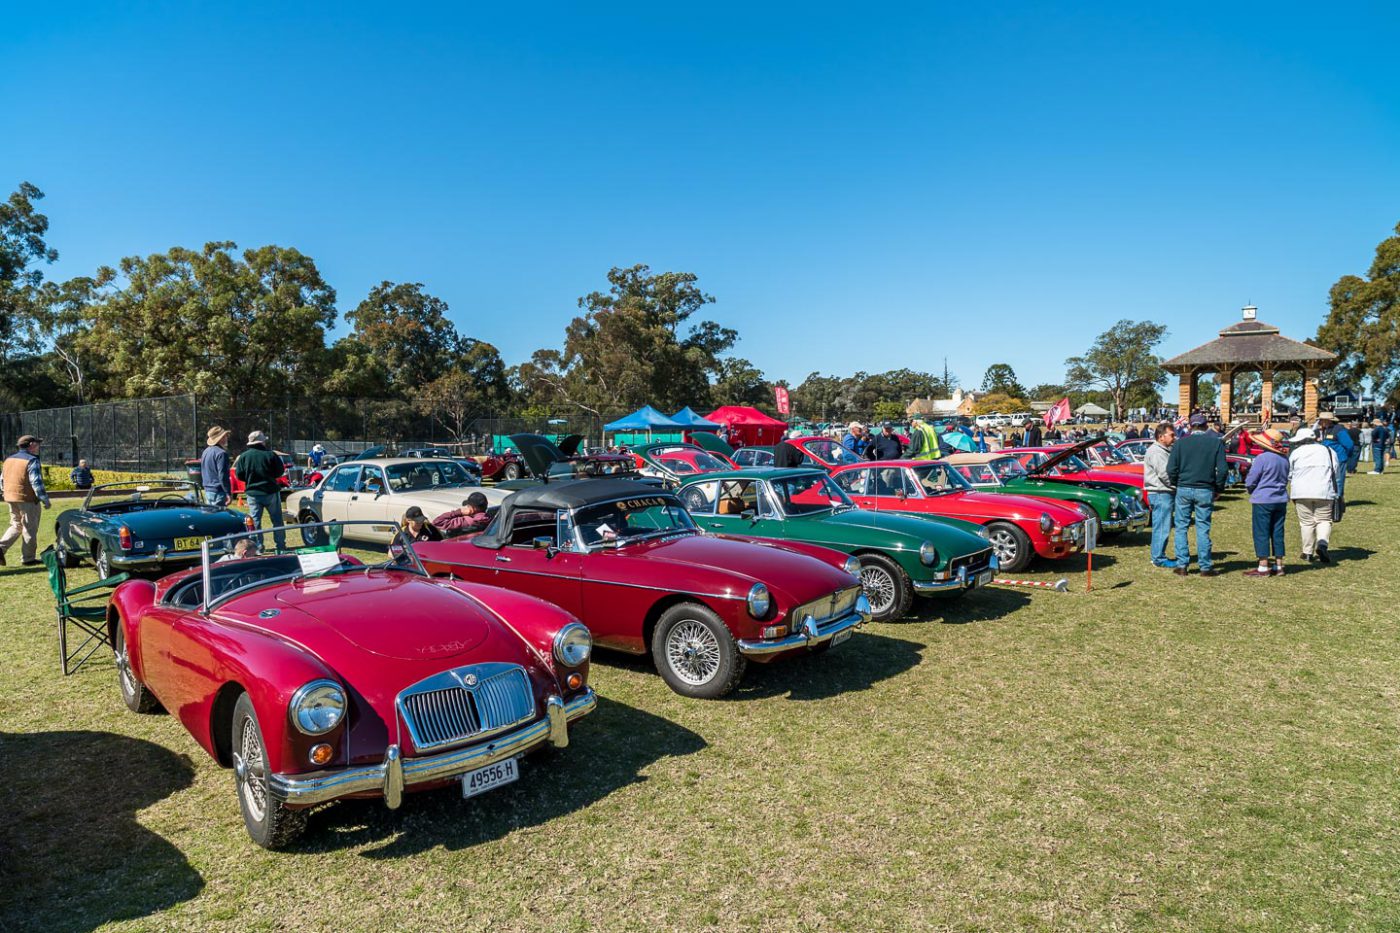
xmin=210 ymin=681 xmax=249 ymax=767
xmin=643 ymin=593 xmax=721 ymax=651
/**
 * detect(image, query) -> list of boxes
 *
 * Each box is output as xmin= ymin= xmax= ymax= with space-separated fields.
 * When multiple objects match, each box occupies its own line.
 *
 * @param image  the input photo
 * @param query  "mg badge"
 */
xmin=463 ymin=673 xmax=478 ymax=687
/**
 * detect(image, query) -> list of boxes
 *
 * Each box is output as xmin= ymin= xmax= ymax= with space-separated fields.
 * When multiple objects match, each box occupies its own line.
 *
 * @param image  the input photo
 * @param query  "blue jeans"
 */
xmin=1373 ymin=444 xmax=1387 ymax=473
xmin=247 ymin=491 xmax=286 ymax=551
xmin=204 ymin=487 xmax=229 ymax=508
xmin=1173 ymin=487 xmax=1215 ymax=571
xmin=1148 ymin=491 xmax=1175 ymax=565
xmin=1251 ymin=501 xmax=1287 ymax=558
xmin=1346 ymin=448 xmax=1361 ymax=474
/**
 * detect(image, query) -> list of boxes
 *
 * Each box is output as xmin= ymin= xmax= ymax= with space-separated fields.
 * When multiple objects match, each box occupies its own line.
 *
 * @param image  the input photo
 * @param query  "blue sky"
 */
xmin=4 ymin=2 xmax=1398 ymax=391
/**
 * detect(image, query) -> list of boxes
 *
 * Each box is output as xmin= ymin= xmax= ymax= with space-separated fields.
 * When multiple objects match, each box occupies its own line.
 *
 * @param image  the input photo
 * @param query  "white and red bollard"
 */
xmin=991 ymin=577 xmax=1069 ymax=592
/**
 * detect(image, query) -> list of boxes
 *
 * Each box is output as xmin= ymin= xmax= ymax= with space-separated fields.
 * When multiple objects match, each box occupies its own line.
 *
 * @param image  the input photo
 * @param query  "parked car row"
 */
xmin=68 ymin=432 xmax=1158 ymax=849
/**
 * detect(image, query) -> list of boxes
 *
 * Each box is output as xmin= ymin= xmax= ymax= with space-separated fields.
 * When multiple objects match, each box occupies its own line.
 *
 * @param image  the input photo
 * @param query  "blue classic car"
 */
xmin=55 ymin=480 xmax=253 ymax=577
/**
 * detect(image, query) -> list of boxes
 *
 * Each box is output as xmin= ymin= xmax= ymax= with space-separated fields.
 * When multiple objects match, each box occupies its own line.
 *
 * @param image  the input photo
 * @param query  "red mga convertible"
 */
xmin=107 ymin=520 xmax=597 ymax=848
xmin=415 ymin=478 xmax=871 ymax=700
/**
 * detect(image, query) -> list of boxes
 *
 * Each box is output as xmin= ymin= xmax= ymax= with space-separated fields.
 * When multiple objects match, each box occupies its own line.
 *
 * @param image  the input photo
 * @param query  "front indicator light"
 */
xmin=762 ymin=624 xmax=789 ymax=639
xmin=566 ymin=672 xmax=584 ymax=691
xmin=309 ymin=743 xmax=334 ymax=766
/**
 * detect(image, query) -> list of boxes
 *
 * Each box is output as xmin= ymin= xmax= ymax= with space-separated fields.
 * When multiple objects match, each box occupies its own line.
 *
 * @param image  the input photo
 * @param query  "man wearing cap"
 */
xmin=434 ymin=492 xmax=493 ymax=538
xmin=1316 ymin=412 xmax=1353 ymax=497
xmin=865 ymin=424 xmax=904 ymax=461
xmin=1166 ymin=412 xmax=1229 ymax=576
xmin=0 ymin=435 xmax=51 ymax=566
xmin=841 ymin=422 xmax=868 ymax=457
xmin=233 ymin=430 xmax=286 ymax=550
xmin=400 ymin=506 xmax=444 ymax=542
xmin=200 ymin=426 xmax=233 ymax=507
xmin=1370 ymin=419 xmax=1391 ymax=475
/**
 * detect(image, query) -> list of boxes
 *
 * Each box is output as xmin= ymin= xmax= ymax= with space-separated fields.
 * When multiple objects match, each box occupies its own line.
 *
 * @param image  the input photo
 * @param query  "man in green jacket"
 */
xmin=234 ymin=430 xmax=286 ymax=550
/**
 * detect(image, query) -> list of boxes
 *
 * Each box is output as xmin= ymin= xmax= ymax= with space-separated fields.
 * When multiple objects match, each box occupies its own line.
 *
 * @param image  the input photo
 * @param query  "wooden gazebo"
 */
xmin=1161 ymin=306 xmax=1337 ymax=423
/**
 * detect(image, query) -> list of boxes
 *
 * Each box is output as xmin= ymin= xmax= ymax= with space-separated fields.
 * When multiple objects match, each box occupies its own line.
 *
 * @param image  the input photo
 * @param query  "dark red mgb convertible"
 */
xmin=107 ymin=521 xmax=596 ymax=848
xmin=415 ymin=479 xmax=872 ymax=699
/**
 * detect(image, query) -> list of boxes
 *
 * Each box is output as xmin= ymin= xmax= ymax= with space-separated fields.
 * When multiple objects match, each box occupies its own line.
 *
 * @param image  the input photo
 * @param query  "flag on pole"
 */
xmin=774 ymin=386 xmax=790 ymax=415
xmin=1044 ymin=397 xmax=1071 ymax=427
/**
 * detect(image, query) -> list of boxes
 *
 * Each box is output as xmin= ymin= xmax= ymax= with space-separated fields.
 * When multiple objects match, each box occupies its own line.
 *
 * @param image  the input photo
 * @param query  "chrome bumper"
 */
xmin=110 ymin=546 xmax=228 ymax=569
xmin=913 ymin=554 xmax=998 ymax=592
xmin=737 ymin=603 xmax=870 ymax=656
xmin=1101 ymin=514 xmax=1148 ymax=532
xmin=266 ymin=690 xmax=596 ymax=808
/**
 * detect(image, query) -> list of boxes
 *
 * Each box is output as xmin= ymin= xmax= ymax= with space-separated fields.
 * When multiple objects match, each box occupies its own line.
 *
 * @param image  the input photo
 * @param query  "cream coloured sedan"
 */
xmin=288 ymin=458 xmax=509 ymax=544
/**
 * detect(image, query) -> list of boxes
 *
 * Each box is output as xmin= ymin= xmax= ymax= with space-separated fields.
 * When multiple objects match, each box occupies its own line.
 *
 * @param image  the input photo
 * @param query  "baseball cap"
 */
xmin=403 ymin=506 xmax=426 ymax=520
xmin=1189 ymin=413 xmax=1207 ymax=426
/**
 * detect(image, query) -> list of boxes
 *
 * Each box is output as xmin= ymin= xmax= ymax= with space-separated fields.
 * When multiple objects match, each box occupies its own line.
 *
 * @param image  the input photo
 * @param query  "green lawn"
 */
xmin=2 ymin=471 xmax=1399 ymax=931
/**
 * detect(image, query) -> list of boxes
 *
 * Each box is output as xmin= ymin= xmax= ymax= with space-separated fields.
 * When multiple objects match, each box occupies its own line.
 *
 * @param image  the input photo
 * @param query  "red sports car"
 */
xmin=107 ymin=520 xmax=596 ymax=848
xmin=631 ymin=442 xmax=737 ymax=485
xmin=828 ymin=460 xmax=1090 ymax=572
xmin=415 ymin=478 xmax=871 ymax=700
xmin=479 ymin=450 xmax=527 ymax=482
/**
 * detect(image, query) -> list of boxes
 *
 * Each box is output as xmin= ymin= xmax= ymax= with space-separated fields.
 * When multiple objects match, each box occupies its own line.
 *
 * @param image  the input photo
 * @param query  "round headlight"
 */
xmin=1108 ymin=494 xmax=1120 ymax=509
xmin=977 ymin=526 xmax=991 ymax=540
xmin=1039 ymin=512 xmax=1054 ymax=533
xmin=746 ymin=583 xmax=772 ymax=619
xmin=842 ymin=556 xmax=861 ymax=577
xmin=552 ymin=622 xmax=592 ymax=667
xmin=919 ymin=540 xmax=937 ymax=566
xmin=290 ymin=680 xmax=345 ymax=735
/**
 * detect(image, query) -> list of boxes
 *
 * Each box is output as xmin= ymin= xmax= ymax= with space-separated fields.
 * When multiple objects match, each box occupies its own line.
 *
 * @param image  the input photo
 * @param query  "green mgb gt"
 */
xmin=676 ymin=468 xmax=996 ymax=621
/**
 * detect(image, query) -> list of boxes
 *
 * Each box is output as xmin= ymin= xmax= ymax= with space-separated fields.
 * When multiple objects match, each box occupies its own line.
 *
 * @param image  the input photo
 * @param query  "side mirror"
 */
xmin=896 ymin=489 xmax=907 ymax=500
xmin=741 ymin=509 xmax=757 ymax=522
xmin=531 ymin=536 xmax=558 ymax=557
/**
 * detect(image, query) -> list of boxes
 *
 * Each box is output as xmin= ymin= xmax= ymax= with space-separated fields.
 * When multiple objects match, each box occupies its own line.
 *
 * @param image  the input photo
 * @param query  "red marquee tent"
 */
xmin=704 ymin=406 xmax=789 ymax=448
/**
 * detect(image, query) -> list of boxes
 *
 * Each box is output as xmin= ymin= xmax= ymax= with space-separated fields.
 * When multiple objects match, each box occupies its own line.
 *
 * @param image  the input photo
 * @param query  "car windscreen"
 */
xmin=573 ymin=496 xmax=695 ymax=547
xmin=911 ymin=463 xmax=974 ymax=494
xmin=385 ymin=460 xmax=473 ymax=491
xmin=768 ymin=473 xmax=853 ymax=515
xmin=990 ymin=458 xmax=1029 ymax=480
xmin=803 ymin=439 xmax=861 ymax=465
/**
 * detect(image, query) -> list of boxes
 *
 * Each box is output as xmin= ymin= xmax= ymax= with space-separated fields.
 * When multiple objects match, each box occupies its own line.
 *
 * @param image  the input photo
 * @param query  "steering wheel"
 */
xmin=155 ymin=493 xmax=194 ymax=502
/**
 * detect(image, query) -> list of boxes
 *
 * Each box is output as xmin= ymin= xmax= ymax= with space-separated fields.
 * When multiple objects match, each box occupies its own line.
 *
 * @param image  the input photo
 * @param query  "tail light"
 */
xmin=119 ymin=526 xmax=133 ymax=550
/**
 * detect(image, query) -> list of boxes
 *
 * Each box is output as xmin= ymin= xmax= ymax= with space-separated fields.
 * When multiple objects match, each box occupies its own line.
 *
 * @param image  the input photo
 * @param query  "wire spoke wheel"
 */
xmin=665 ymin=619 xmax=722 ymax=686
xmin=238 ymin=713 xmax=268 ymax=823
xmin=860 ymin=564 xmax=896 ymax=616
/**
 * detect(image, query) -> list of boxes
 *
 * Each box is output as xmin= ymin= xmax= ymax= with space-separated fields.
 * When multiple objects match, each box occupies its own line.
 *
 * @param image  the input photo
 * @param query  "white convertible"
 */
xmin=288 ymin=458 xmax=509 ymax=543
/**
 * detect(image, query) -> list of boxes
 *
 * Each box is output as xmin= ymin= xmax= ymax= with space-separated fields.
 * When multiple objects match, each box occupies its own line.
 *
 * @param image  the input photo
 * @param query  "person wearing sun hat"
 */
xmin=199 ymin=425 xmax=233 ymax=507
xmin=1242 ymin=429 xmax=1290 ymax=577
xmin=1288 ymin=427 xmax=1339 ymax=564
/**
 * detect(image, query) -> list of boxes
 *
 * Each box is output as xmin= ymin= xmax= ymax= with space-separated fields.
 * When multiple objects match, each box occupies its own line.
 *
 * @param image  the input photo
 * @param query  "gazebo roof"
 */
xmin=1161 ymin=318 xmax=1337 ymax=371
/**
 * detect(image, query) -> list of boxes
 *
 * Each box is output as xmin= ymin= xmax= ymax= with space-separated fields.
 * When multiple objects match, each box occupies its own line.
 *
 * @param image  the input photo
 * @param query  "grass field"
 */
xmin=2 ymin=469 xmax=1398 ymax=932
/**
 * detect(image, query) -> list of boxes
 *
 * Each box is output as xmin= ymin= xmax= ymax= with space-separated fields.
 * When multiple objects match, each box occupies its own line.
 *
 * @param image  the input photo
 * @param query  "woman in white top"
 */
xmin=1287 ymin=428 xmax=1339 ymax=563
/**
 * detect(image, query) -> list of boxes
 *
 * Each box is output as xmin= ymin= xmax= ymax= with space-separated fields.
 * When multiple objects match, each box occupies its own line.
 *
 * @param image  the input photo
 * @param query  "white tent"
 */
xmin=1074 ymin=402 xmax=1110 ymax=418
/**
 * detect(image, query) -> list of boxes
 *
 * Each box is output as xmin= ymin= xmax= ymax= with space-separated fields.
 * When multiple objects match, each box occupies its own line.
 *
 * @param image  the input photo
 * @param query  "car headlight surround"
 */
xmin=1109 ymin=494 xmax=1120 ymax=509
xmin=977 ymin=526 xmax=991 ymax=540
xmin=552 ymin=622 xmax=593 ymax=667
xmin=842 ymin=556 xmax=862 ymax=578
xmin=746 ymin=583 xmax=772 ymax=619
xmin=290 ymin=679 xmax=346 ymax=735
xmin=919 ymin=540 xmax=937 ymax=566
xmin=1039 ymin=512 xmax=1054 ymax=533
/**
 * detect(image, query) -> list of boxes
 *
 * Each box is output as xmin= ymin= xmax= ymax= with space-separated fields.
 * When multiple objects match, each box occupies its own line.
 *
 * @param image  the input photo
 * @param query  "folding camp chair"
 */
xmin=42 ymin=545 xmax=130 ymax=676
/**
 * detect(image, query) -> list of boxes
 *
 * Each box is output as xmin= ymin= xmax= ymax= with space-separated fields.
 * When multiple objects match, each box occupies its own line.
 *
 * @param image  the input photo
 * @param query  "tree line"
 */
xmin=11 ymin=181 xmax=1384 ymax=429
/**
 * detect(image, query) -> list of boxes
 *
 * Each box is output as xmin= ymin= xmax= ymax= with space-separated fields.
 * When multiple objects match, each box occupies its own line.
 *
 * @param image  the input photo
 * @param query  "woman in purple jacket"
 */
xmin=1243 ymin=429 xmax=1290 ymax=577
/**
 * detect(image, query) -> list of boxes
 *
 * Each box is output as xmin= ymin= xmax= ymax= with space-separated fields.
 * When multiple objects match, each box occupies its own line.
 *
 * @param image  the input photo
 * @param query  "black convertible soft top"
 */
xmin=472 ymin=479 xmax=681 ymax=550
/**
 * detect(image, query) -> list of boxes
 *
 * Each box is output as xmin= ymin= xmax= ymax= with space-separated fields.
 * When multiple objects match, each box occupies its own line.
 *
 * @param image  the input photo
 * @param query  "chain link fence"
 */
xmin=0 ymin=394 xmax=637 ymax=472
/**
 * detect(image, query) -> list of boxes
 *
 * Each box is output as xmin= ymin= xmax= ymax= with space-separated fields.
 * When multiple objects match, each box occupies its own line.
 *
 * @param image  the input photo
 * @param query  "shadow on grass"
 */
xmin=0 ymin=730 xmax=203 ymax=932
xmin=729 ymin=630 xmax=924 ymax=702
xmin=297 ymin=696 xmax=704 ymax=858
xmin=919 ymin=585 xmax=1032 ymax=624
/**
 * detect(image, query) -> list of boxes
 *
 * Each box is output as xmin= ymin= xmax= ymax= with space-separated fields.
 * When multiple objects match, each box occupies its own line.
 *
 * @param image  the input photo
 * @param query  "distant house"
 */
xmin=906 ymin=388 xmax=979 ymax=418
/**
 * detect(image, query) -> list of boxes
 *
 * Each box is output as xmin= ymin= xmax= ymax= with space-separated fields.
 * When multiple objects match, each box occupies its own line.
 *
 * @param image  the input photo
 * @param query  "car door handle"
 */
xmin=495 ymin=555 xmax=511 ymax=563
xmin=707 ymin=522 xmax=724 ymax=529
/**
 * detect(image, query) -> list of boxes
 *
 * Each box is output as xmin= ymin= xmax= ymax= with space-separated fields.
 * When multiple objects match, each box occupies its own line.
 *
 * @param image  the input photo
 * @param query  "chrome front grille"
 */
xmin=398 ymin=663 xmax=536 ymax=753
xmin=949 ymin=547 xmax=994 ymax=576
xmin=793 ymin=585 xmax=861 ymax=627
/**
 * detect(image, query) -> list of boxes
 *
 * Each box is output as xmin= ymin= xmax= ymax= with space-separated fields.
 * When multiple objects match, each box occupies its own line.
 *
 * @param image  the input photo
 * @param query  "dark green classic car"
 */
xmin=676 ymin=468 xmax=996 ymax=621
xmin=944 ymin=452 xmax=1147 ymax=534
xmin=55 ymin=480 xmax=252 ymax=577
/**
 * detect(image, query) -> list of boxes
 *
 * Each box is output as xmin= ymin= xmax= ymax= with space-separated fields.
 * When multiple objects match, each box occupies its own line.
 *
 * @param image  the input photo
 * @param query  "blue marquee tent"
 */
xmin=669 ymin=407 xmax=722 ymax=431
xmin=604 ymin=405 xmax=687 ymax=432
